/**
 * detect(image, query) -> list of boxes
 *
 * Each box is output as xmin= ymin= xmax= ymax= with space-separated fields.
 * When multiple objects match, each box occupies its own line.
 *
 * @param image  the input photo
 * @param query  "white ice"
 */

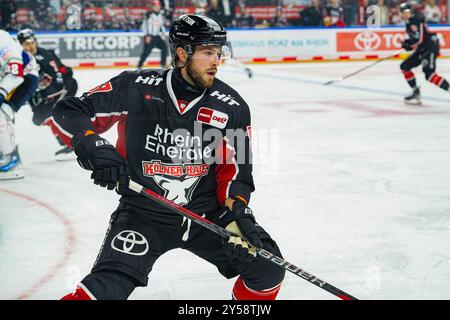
xmin=1 ymin=59 xmax=450 ymax=300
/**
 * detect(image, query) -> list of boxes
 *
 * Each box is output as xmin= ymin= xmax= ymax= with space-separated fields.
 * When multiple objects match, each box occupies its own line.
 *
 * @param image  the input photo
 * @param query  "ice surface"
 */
xmin=1 ymin=59 xmax=450 ymax=300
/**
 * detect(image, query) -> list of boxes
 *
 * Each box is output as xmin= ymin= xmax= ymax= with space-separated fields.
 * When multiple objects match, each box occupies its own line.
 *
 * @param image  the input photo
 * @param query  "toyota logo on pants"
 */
xmin=111 ymin=230 xmax=149 ymax=256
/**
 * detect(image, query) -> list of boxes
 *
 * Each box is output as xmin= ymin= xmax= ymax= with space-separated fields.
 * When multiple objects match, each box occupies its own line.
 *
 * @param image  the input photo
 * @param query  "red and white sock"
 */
xmin=427 ymin=73 xmax=450 ymax=91
xmin=61 ymin=284 xmax=96 ymax=300
xmin=232 ymin=277 xmax=282 ymax=300
xmin=402 ymin=70 xmax=417 ymax=89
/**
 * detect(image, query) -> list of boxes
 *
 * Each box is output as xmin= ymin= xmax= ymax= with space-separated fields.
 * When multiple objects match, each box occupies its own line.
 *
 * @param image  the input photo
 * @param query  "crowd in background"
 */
xmin=0 ymin=0 xmax=447 ymax=32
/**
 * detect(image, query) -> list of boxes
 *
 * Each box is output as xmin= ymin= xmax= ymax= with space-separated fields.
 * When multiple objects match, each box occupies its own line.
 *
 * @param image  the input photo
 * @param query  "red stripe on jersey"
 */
xmin=61 ymin=286 xmax=93 ymax=300
xmin=214 ymin=138 xmax=237 ymax=205
xmin=116 ymin=119 xmax=127 ymax=159
xmin=49 ymin=118 xmax=73 ymax=147
xmin=91 ymin=113 xmax=127 ymax=134
xmin=8 ymin=62 xmax=24 ymax=77
xmin=232 ymin=277 xmax=281 ymax=300
xmin=58 ymin=66 xmax=68 ymax=74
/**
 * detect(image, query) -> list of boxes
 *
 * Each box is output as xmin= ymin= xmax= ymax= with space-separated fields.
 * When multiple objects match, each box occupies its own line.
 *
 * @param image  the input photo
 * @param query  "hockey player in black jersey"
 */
xmin=17 ymin=29 xmax=78 ymax=160
xmin=400 ymin=3 xmax=450 ymax=104
xmin=56 ymin=14 xmax=285 ymax=300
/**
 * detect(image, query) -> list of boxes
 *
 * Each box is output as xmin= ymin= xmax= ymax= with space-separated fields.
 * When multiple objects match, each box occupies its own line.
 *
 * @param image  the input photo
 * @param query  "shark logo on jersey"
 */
xmin=142 ymin=161 xmax=210 ymax=205
xmin=153 ymin=175 xmax=199 ymax=205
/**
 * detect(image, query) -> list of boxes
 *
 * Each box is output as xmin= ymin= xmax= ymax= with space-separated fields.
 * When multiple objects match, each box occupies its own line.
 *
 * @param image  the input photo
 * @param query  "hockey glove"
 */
xmin=56 ymin=72 xmax=64 ymax=85
xmin=401 ymin=40 xmax=413 ymax=51
xmin=219 ymin=199 xmax=262 ymax=263
xmin=72 ymin=131 xmax=129 ymax=194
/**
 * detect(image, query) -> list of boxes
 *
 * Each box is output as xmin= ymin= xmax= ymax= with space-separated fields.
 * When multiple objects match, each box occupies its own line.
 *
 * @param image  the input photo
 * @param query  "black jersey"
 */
xmin=35 ymin=47 xmax=73 ymax=91
xmin=52 ymin=68 xmax=255 ymax=216
xmin=404 ymin=13 xmax=436 ymax=53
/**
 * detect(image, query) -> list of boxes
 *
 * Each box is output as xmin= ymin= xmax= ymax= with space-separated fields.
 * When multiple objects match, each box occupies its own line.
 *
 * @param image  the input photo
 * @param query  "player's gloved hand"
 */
xmin=219 ymin=198 xmax=262 ymax=263
xmin=31 ymin=89 xmax=47 ymax=107
xmin=72 ymin=131 xmax=129 ymax=193
xmin=401 ymin=40 xmax=412 ymax=51
xmin=56 ymin=72 xmax=64 ymax=85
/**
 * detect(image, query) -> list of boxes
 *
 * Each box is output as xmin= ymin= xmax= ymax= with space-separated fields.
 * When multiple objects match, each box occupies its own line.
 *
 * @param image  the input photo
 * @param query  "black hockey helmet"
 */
xmin=17 ymin=28 xmax=36 ymax=44
xmin=169 ymin=14 xmax=231 ymax=66
xmin=400 ymin=2 xmax=412 ymax=12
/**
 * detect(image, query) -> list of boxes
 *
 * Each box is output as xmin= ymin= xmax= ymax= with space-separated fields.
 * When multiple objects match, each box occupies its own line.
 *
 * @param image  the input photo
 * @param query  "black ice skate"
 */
xmin=55 ymin=146 xmax=76 ymax=161
xmin=404 ymin=87 xmax=421 ymax=105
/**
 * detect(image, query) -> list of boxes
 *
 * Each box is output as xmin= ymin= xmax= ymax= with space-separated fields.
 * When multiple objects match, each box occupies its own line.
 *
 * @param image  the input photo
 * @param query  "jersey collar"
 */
xmin=166 ymin=68 xmax=206 ymax=115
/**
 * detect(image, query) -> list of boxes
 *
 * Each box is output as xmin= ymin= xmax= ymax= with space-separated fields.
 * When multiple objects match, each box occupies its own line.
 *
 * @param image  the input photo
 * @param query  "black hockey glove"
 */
xmin=401 ymin=40 xmax=413 ymax=51
xmin=72 ymin=131 xmax=129 ymax=194
xmin=56 ymin=72 xmax=64 ymax=85
xmin=218 ymin=199 xmax=262 ymax=263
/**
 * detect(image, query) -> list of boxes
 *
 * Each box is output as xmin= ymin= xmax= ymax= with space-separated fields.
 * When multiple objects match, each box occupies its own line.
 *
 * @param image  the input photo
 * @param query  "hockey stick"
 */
xmin=127 ymin=179 xmax=358 ymax=300
xmin=323 ymin=50 xmax=404 ymax=86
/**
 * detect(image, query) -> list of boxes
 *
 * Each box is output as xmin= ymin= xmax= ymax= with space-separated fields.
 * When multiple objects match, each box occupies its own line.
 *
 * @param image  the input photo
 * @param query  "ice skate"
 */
xmin=0 ymin=148 xmax=24 ymax=180
xmin=404 ymin=87 xmax=421 ymax=105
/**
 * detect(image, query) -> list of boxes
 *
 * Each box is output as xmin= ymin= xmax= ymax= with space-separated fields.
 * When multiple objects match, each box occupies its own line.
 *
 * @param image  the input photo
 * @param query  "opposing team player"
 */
xmin=0 ymin=29 xmax=38 ymax=180
xmin=55 ymin=15 xmax=285 ymax=300
xmin=18 ymin=29 xmax=78 ymax=160
xmin=400 ymin=2 xmax=450 ymax=104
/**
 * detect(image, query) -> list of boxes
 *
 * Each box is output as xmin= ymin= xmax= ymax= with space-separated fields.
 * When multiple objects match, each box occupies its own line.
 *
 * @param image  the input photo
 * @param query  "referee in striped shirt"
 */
xmin=137 ymin=0 xmax=168 ymax=68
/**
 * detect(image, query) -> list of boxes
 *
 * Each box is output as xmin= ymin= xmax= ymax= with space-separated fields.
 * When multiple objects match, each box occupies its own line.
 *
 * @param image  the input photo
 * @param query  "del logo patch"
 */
xmin=87 ymin=82 xmax=113 ymax=95
xmin=196 ymin=107 xmax=229 ymax=129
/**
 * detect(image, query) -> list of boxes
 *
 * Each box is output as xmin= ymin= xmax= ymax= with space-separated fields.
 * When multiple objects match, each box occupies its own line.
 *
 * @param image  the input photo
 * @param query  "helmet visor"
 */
xmin=189 ymin=41 xmax=233 ymax=61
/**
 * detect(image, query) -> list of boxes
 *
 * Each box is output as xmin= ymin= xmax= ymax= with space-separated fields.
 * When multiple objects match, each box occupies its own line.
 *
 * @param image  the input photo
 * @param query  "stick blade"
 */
xmin=323 ymin=80 xmax=336 ymax=86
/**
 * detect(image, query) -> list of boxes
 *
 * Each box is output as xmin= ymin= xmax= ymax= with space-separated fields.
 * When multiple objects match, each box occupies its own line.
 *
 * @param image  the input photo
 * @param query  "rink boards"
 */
xmin=25 ymin=25 xmax=450 ymax=68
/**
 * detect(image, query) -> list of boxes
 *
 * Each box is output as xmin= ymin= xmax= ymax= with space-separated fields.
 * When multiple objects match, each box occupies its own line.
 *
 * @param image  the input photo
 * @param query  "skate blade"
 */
xmin=55 ymin=152 xmax=77 ymax=162
xmin=0 ymin=168 xmax=24 ymax=180
xmin=404 ymin=99 xmax=422 ymax=106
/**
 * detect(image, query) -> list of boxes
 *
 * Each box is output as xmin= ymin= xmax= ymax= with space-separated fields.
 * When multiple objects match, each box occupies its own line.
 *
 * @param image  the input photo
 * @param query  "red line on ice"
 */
xmin=0 ymin=188 xmax=76 ymax=300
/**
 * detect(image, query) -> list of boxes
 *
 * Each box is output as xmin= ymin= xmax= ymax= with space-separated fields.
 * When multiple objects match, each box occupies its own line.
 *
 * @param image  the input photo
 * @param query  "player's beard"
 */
xmin=186 ymin=62 xmax=215 ymax=89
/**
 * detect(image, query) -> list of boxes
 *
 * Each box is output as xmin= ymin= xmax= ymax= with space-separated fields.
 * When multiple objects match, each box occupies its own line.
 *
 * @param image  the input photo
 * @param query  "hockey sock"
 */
xmin=61 ymin=284 xmax=95 ymax=300
xmin=402 ymin=70 xmax=417 ymax=89
xmin=427 ymin=73 xmax=450 ymax=91
xmin=232 ymin=277 xmax=281 ymax=300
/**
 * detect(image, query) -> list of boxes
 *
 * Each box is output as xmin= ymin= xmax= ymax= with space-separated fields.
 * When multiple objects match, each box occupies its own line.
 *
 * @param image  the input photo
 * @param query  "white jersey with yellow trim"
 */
xmin=0 ymin=30 xmax=25 ymax=98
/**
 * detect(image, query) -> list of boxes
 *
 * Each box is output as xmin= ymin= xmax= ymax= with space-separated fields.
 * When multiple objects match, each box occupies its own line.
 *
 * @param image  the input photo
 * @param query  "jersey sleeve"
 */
xmin=52 ymin=71 xmax=130 ymax=147
xmin=0 ymin=54 xmax=24 ymax=99
xmin=215 ymin=102 xmax=255 ymax=205
xmin=49 ymin=49 xmax=73 ymax=78
xmin=406 ymin=18 xmax=426 ymax=49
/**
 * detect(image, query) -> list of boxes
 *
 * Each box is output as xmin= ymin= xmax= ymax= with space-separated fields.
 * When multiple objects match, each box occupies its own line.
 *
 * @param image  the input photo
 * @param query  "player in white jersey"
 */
xmin=0 ymin=29 xmax=39 ymax=180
